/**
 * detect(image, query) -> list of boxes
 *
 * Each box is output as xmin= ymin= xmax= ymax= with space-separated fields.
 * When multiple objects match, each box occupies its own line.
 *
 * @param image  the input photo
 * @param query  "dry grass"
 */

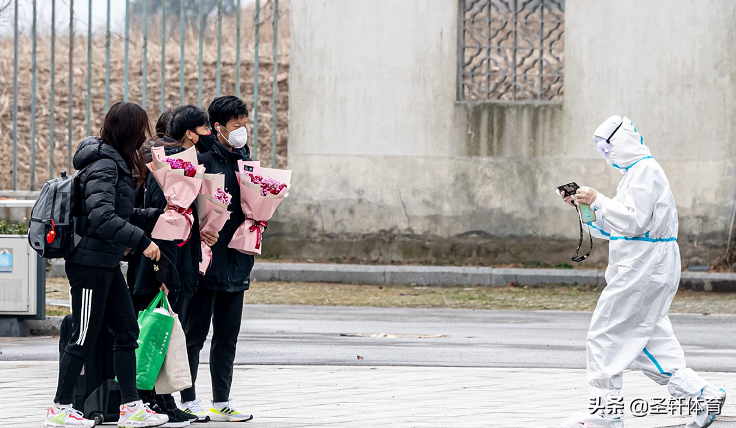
xmin=45 ymin=277 xmax=736 ymax=314
xmin=243 ymin=281 xmax=736 ymax=314
xmin=46 ymin=305 xmax=71 ymax=316
xmin=0 ymin=1 xmax=290 ymax=190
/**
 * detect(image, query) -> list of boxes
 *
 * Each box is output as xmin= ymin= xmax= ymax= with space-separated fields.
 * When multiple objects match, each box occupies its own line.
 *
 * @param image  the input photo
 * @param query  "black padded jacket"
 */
xmin=130 ymin=144 xmax=202 ymax=298
xmin=66 ymin=137 xmax=160 ymax=268
xmin=196 ymin=140 xmax=254 ymax=292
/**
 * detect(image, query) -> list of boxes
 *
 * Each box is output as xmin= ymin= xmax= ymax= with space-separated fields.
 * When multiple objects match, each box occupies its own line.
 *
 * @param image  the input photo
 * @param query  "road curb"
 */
xmin=28 ymin=316 xmax=63 ymax=337
xmin=251 ymin=262 xmax=736 ymax=291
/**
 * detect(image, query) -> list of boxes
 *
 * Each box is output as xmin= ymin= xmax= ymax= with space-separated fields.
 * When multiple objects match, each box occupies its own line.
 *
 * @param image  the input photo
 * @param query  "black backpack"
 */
xmin=28 ymin=170 xmax=83 ymax=258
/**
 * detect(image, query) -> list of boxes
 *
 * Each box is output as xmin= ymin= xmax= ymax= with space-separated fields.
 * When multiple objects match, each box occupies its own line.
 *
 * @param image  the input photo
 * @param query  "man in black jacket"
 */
xmin=180 ymin=96 xmax=255 ymax=423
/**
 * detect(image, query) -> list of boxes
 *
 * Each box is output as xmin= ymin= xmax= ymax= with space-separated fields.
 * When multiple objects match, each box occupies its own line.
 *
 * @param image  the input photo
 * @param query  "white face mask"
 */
xmin=219 ymin=125 xmax=248 ymax=149
xmin=594 ymin=120 xmax=622 ymax=162
xmin=595 ymin=139 xmax=613 ymax=159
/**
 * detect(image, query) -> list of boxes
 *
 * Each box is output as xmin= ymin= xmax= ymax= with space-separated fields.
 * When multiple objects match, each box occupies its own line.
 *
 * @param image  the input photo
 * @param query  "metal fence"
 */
xmin=7 ymin=0 xmax=284 ymax=191
xmin=459 ymin=0 xmax=564 ymax=102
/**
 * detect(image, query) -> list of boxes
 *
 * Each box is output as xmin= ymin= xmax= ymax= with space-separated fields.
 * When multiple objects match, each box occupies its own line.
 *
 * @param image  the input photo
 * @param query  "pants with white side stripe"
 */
xmin=54 ymin=262 xmax=140 ymax=404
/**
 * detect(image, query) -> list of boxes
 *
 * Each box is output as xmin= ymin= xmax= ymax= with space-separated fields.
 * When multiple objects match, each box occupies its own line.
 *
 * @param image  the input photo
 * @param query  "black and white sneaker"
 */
xmin=149 ymin=402 xmax=189 ymax=427
xmin=180 ymin=400 xmax=210 ymax=422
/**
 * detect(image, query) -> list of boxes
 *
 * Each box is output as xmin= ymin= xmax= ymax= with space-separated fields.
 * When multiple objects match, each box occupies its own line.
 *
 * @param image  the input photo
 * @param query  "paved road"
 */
xmin=2 ymin=305 xmax=735 ymax=372
xmin=3 ymin=306 xmax=736 ymax=427
xmin=4 ymin=361 xmax=736 ymax=428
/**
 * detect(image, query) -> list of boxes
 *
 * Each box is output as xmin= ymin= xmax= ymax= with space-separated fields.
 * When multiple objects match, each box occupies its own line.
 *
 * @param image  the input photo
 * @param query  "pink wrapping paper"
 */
xmin=198 ymin=197 xmax=230 ymax=274
xmin=148 ymin=147 xmax=205 ymax=241
xmin=228 ymin=219 xmax=269 ymax=255
xmin=199 ymin=173 xmax=225 ymax=203
xmin=236 ymin=172 xmax=288 ymax=220
xmin=228 ymin=161 xmax=291 ymax=255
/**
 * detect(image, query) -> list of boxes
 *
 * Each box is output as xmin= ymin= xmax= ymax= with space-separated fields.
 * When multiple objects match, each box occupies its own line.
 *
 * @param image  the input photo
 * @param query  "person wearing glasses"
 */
xmin=560 ymin=116 xmax=725 ymax=428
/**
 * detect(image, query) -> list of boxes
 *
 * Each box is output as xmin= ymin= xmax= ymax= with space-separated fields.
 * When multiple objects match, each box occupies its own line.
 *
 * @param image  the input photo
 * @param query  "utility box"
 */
xmin=0 ymin=234 xmax=43 ymax=318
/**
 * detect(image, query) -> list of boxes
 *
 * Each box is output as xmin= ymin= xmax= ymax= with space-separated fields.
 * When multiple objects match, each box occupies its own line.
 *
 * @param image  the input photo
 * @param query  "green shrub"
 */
xmin=0 ymin=221 xmax=28 ymax=235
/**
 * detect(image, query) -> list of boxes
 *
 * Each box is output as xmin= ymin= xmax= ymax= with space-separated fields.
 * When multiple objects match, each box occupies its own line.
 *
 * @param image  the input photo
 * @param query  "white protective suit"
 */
xmin=562 ymin=116 xmax=724 ymax=428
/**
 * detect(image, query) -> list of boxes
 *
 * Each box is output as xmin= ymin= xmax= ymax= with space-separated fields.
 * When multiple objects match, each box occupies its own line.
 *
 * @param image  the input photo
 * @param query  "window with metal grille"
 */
xmin=459 ymin=0 xmax=564 ymax=102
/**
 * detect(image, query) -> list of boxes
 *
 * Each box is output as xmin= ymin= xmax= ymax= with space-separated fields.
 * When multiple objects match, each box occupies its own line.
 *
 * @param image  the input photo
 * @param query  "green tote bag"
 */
xmin=135 ymin=290 xmax=175 ymax=390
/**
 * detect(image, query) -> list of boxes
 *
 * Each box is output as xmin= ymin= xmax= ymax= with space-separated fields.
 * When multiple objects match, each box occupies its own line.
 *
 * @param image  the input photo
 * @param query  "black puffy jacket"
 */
xmin=197 ymin=140 xmax=254 ymax=292
xmin=66 ymin=137 xmax=160 ymax=268
xmin=130 ymin=144 xmax=202 ymax=298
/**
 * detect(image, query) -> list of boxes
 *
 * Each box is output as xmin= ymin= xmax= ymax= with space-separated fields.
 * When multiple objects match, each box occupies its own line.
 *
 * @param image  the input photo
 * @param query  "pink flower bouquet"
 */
xmin=228 ymin=160 xmax=292 ymax=255
xmin=148 ymin=146 xmax=205 ymax=242
xmin=197 ymin=174 xmax=231 ymax=274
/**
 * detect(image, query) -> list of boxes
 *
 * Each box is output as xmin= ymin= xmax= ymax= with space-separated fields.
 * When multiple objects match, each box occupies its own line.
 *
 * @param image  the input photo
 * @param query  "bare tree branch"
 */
xmin=0 ymin=0 xmax=12 ymax=20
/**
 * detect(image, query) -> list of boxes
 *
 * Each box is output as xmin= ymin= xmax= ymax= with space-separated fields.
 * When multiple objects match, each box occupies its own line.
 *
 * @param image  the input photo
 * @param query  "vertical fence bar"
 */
xmin=197 ymin=0 xmax=203 ymax=107
xmin=105 ymin=0 xmax=111 ymax=111
xmin=179 ymin=0 xmax=185 ymax=103
xmin=68 ymin=0 xmax=74 ymax=172
xmin=235 ymin=0 xmax=241 ymax=98
xmin=86 ymin=0 xmax=92 ymax=136
xmin=142 ymin=0 xmax=148 ymax=109
xmin=512 ymin=0 xmax=517 ymax=101
xmin=270 ymin=0 xmax=278 ymax=167
xmin=216 ymin=0 xmax=222 ymax=97
xmin=456 ymin=1 xmax=464 ymax=101
xmin=12 ymin=0 xmax=18 ymax=190
xmin=485 ymin=2 xmax=490 ymax=99
xmin=30 ymin=0 xmax=37 ymax=190
xmin=252 ymin=0 xmax=260 ymax=160
xmin=160 ymin=0 xmax=166 ymax=113
xmin=50 ymin=0 xmax=56 ymax=180
xmin=124 ymin=0 xmax=130 ymax=102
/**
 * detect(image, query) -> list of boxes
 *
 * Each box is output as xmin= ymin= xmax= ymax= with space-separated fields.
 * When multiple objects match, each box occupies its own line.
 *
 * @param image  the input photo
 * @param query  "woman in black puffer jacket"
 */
xmin=49 ymin=102 xmax=169 ymax=428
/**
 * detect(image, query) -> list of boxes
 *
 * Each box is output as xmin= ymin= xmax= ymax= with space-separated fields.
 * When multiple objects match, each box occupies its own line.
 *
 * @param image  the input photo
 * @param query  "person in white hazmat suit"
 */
xmin=560 ymin=115 xmax=726 ymax=428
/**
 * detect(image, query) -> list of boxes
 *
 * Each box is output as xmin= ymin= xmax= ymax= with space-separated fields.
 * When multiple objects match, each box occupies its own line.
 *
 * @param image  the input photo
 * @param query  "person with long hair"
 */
xmin=129 ymin=105 xmax=217 ymax=425
xmin=46 ymin=102 xmax=169 ymax=428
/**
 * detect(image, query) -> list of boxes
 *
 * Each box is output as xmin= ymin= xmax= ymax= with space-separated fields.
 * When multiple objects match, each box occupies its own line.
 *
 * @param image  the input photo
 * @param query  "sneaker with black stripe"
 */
xmin=170 ymin=408 xmax=197 ymax=425
xmin=207 ymin=400 xmax=253 ymax=422
xmin=180 ymin=400 xmax=210 ymax=422
xmin=147 ymin=401 xmax=189 ymax=427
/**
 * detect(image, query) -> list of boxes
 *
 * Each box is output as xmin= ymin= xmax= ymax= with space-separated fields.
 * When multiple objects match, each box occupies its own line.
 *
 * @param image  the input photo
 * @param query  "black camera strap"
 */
xmin=572 ymin=204 xmax=593 ymax=262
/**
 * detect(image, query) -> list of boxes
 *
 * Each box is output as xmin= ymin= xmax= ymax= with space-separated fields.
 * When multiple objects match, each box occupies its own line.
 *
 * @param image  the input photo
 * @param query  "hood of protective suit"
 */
xmin=593 ymin=115 xmax=651 ymax=173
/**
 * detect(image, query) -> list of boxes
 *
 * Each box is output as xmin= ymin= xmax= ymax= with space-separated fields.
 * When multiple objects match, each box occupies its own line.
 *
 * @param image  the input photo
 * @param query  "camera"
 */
xmin=557 ymin=182 xmax=596 ymax=223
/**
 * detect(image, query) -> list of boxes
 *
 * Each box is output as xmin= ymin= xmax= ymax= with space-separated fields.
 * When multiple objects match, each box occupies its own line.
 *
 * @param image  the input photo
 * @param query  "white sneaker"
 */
xmin=180 ymin=399 xmax=210 ymax=422
xmin=207 ymin=399 xmax=253 ymax=422
xmin=687 ymin=385 xmax=726 ymax=428
xmin=118 ymin=400 xmax=169 ymax=427
xmin=561 ymin=413 xmax=623 ymax=428
xmin=44 ymin=405 xmax=95 ymax=427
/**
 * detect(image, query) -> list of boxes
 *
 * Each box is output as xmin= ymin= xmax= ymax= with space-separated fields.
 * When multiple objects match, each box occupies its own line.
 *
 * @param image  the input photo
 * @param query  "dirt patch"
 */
xmin=242 ymin=281 xmax=736 ymax=314
xmin=47 ymin=276 xmax=736 ymax=313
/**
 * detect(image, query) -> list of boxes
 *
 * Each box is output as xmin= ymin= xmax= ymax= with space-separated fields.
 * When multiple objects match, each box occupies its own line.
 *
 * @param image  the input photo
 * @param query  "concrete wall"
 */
xmin=273 ymin=0 xmax=736 ymax=267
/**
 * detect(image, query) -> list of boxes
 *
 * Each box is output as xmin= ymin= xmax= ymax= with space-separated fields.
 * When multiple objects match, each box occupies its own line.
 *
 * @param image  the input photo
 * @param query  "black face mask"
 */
xmin=195 ymin=132 xmax=217 ymax=153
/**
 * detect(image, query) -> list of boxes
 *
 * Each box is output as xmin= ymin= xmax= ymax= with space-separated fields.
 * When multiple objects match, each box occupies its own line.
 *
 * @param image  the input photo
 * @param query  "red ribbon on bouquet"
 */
xmin=166 ymin=205 xmax=194 ymax=247
xmin=248 ymin=220 xmax=268 ymax=250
